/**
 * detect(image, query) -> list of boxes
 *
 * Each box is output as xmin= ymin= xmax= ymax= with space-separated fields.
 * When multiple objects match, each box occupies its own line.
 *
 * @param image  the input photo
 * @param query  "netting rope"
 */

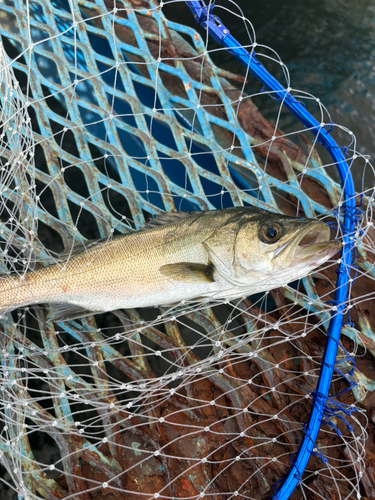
xmin=186 ymin=2 xmax=357 ymax=499
xmin=0 ymin=1 xmax=373 ymax=499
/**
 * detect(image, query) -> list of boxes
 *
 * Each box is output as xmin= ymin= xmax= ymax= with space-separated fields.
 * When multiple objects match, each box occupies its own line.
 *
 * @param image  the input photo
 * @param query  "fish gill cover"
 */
xmin=0 ymin=1 xmax=373 ymax=499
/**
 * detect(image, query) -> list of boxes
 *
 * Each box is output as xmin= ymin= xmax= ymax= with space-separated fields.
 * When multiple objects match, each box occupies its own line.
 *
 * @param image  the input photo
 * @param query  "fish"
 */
xmin=0 ymin=207 xmax=341 ymax=321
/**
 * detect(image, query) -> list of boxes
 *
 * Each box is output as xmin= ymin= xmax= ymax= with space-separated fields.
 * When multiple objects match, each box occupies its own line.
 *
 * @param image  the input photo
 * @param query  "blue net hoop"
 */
xmin=186 ymin=2 xmax=357 ymax=499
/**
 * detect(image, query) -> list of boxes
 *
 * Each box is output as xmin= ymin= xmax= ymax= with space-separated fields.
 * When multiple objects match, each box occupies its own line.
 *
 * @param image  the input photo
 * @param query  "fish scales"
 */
xmin=0 ymin=208 xmax=341 ymax=320
xmin=0 ymin=210 xmax=228 ymax=313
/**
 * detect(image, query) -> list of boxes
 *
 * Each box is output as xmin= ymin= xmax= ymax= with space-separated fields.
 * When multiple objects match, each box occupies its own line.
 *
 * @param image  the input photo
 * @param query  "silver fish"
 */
xmin=0 ymin=207 xmax=341 ymax=321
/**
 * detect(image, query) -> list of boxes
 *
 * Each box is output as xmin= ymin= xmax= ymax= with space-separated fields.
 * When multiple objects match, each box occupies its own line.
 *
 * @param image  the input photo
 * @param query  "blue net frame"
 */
xmin=186 ymin=1 xmax=357 ymax=499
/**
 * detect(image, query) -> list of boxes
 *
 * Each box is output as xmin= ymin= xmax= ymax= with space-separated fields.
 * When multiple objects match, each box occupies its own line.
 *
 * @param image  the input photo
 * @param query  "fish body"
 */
xmin=0 ymin=207 xmax=341 ymax=320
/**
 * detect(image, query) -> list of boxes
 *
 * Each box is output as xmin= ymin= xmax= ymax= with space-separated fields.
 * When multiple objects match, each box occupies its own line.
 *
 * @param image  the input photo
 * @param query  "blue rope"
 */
xmin=186 ymin=2 xmax=357 ymax=499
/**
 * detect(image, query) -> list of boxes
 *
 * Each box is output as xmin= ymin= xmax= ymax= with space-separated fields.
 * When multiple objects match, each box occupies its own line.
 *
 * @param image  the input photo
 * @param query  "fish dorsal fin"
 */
xmin=49 ymin=303 xmax=103 ymax=322
xmin=160 ymin=262 xmax=215 ymax=283
xmin=144 ymin=211 xmax=200 ymax=229
xmin=58 ymin=238 xmax=108 ymax=260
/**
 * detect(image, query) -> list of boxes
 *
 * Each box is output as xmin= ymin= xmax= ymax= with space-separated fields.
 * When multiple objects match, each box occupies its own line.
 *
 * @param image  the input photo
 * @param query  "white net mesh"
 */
xmin=0 ymin=1 xmax=374 ymax=499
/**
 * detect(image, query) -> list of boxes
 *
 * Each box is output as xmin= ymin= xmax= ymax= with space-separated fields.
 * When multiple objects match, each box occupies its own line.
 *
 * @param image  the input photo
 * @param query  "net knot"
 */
xmin=340 ymin=204 xmax=363 ymax=225
xmin=311 ymin=390 xmax=357 ymax=437
xmin=325 ymin=299 xmax=344 ymax=311
xmin=322 ymin=400 xmax=356 ymax=434
xmin=310 ymin=447 xmax=328 ymax=464
xmin=301 ymin=420 xmax=329 ymax=464
xmin=335 ymin=342 xmax=356 ymax=377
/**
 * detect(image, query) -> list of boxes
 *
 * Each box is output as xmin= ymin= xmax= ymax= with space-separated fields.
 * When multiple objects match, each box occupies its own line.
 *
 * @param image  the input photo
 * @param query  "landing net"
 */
xmin=0 ymin=1 xmax=374 ymax=500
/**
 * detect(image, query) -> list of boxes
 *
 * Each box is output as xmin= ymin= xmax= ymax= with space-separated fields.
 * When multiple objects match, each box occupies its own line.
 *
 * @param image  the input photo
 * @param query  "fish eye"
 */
xmin=259 ymin=222 xmax=283 ymax=244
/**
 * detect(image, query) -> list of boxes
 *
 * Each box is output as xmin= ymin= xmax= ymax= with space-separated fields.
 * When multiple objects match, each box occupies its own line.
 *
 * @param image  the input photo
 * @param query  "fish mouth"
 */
xmin=271 ymin=222 xmax=342 ymax=266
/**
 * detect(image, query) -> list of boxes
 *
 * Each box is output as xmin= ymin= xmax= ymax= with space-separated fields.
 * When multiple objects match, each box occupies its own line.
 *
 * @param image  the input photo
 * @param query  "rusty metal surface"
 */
xmin=0 ymin=0 xmax=373 ymax=499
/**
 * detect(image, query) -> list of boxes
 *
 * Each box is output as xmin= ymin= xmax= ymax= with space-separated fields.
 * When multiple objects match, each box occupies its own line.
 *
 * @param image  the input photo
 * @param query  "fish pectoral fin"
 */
xmin=49 ymin=303 xmax=103 ymax=322
xmin=159 ymin=262 xmax=215 ymax=283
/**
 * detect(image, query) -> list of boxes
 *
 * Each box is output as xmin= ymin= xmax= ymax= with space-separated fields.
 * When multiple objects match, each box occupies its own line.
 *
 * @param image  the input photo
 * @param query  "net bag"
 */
xmin=0 ymin=1 xmax=374 ymax=499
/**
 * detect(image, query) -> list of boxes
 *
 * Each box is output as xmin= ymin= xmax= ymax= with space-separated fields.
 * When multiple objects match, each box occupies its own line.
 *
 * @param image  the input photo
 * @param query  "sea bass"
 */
xmin=0 ymin=207 xmax=341 ymax=321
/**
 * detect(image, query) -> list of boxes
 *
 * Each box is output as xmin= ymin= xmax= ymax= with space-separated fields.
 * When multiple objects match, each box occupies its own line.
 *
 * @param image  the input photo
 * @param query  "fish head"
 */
xmin=203 ymin=211 xmax=341 ymax=288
